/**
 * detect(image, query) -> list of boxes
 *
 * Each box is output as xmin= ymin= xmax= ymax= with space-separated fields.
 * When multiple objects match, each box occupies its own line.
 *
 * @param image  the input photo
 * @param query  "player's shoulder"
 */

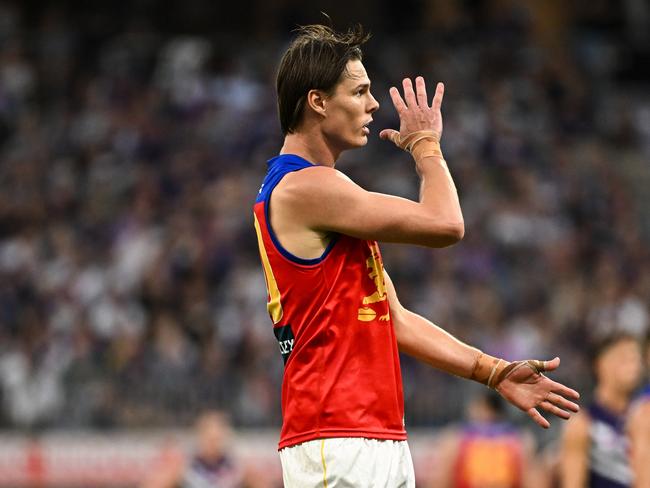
xmin=288 ymin=164 xmax=352 ymax=183
xmin=276 ymin=164 xmax=355 ymax=202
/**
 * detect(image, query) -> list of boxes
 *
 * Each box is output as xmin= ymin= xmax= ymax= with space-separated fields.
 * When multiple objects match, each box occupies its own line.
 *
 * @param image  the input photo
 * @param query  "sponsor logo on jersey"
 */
xmin=274 ymin=324 xmax=294 ymax=364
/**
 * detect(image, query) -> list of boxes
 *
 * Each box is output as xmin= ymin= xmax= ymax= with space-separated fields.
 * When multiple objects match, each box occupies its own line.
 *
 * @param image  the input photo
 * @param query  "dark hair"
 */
xmin=589 ymin=331 xmax=639 ymax=364
xmin=276 ymin=24 xmax=371 ymax=135
xmin=482 ymin=390 xmax=505 ymax=415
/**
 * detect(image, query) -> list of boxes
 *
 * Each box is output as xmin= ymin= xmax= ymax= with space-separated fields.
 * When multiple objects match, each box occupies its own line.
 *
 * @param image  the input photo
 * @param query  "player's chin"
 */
xmin=352 ymin=134 xmax=369 ymax=147
xmin=339 ymin=134 xmax=368 ymax=151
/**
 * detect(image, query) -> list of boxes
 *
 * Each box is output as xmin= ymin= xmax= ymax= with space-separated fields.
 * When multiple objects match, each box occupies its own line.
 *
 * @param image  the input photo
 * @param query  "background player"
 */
xmin=255 ymin=24 xmax=580 ymax=486
xmin=628 ymin=334 xmax=650 ymax=488
xmin=559 ymin=333 xmax=643 ymax=488
xmin=429 ymin=390 xmax=540 ymax=488
xmin=141 ymin=410 xmax=246 ymax=488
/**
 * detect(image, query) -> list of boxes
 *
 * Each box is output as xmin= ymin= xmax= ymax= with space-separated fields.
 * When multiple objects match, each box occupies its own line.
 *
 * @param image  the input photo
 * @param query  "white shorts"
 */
xmin=279 ymin=437 xmax=415 ymax=488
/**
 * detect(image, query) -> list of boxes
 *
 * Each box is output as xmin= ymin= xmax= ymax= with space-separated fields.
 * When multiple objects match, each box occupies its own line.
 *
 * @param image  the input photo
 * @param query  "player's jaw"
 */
xmin=336 ymin=120 xmax=370 ymax=143
xmin=322 ymin=110 xmax=373 ymax=152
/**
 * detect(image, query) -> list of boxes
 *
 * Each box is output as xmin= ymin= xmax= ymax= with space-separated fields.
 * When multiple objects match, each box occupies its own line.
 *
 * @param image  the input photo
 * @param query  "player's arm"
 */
xmin=383 ymin=270 xmax=580 ymax=428
xmin=558 ymin=412 xmax=590 ymax=488
xmin=629 ymin=401 xmax=650 ymax=488
xmin=279 ymin=78 xmax=464 ymax=248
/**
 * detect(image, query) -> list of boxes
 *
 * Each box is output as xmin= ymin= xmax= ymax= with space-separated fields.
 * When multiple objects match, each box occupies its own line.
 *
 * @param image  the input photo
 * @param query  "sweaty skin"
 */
xmin=271 ymin=60 xmax=465 ymax=260
xmin=272 ymin=59 xmax=580 ymax=429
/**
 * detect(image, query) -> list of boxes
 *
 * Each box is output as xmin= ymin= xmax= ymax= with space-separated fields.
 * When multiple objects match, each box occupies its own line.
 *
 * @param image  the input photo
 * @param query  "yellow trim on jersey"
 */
xmin=253 ymin=213 xmax=283 ymax=324
xmin=320 ymin=439 xmax=328 ymax=488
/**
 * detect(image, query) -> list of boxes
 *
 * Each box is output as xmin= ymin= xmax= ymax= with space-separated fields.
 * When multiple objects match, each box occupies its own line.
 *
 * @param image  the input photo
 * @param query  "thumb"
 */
xmin=379 ymin=129 xmax=400 ymax=145
xmin=542 ymin=357 xmax=560 ymax=372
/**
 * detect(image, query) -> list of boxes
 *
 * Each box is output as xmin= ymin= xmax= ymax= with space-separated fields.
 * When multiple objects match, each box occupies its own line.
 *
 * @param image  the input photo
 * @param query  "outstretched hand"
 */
xmin=380 ymin=77 xmax=444 ymax=146
xmin=495 ymin=357 xmax=580 ymax=429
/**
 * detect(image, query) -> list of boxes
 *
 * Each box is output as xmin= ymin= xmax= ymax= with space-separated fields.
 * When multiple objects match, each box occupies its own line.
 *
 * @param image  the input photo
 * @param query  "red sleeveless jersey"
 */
xmin=253 ymin=154 xmax=406 ymax=449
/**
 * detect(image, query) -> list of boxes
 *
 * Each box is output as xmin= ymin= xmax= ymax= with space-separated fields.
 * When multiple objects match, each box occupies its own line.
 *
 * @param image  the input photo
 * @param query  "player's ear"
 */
xmin=306 ymin=89 xmax=328 ymax=118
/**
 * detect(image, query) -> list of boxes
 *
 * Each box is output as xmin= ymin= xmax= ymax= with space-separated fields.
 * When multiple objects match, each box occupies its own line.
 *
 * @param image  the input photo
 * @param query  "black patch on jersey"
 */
xmin=274 ymin=324 xmax=294 ymax=364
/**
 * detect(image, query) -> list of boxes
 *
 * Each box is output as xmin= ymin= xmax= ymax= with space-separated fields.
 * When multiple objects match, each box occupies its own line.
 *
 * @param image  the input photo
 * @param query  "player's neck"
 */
xmin=280 ymin=131 xmax=339 ymax=168
xmin=594 ymin=384 xmax=630 ymax=414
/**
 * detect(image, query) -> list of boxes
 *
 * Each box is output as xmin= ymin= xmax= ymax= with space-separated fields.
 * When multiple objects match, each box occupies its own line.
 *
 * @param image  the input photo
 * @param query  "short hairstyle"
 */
xmin=589 ymin=331 xmax=640 ymax=365
xmin=276 ymin=24 xmax=371 ymax=135
xmin=476 ymin=390 xmax=505 ymax=416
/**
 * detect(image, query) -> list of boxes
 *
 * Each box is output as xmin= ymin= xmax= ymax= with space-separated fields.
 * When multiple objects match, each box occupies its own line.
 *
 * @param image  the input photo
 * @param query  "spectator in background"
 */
xmin=428 ymin=390 xmax=540 ymax=488
xmin=559 ymin=333 xmax=643 ymax=488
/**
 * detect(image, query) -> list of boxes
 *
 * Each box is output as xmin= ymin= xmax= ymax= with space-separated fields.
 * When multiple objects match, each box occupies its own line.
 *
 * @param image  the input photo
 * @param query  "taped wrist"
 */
xmin=472 ymin=355 xmax=547 ymax=390
xmin=493 ymin=359 xmax=547 ymax=387
xmin=470 ymin=351 xmax=511 ymax=389
xmin=392 ymin=130 xmax=443 ymax=160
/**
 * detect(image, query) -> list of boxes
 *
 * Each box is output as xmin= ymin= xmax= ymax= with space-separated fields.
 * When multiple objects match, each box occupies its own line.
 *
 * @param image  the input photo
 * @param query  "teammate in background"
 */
xmin=628 ymin=334 xmax=650 ymax=488
xmin=254 ymin=23 xmax=580 ymax=486
xmin=559 ymin=333 xmax=643 ymax=488
xmin=429 ymin=391 xmax=540 ymax=488
xmin=142 ymin=410 xmax=245 ymax=488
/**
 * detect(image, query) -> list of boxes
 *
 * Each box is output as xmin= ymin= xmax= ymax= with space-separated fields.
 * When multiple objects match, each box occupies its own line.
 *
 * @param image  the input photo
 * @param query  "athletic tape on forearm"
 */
xmin=471 ymin=352 xmax=546 ymax=389
xmin=470 ymin=351 xmax=510 ymax=388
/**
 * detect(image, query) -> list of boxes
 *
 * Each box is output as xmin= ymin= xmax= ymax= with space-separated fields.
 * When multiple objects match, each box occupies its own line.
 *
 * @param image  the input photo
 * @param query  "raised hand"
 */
xmin=380 ymin=77 xmax=444 ymax=147
xmin=495 ymin=357 xmax=580 ymax=429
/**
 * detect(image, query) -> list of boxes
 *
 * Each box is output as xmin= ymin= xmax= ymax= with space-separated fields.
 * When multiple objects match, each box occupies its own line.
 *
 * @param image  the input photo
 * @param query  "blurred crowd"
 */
xmin=0 ymin=0 xmax=649 ymax=436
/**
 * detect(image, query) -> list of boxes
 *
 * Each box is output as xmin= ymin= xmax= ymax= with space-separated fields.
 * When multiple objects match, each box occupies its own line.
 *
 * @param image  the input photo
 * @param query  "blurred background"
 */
xmin=0 ymin=0 xmax=649 ymax=486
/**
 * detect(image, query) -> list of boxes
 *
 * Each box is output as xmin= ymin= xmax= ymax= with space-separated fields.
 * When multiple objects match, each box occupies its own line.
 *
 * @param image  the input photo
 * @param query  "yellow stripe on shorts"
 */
xmin=320 ymin=439 xmax=328 ymax=488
